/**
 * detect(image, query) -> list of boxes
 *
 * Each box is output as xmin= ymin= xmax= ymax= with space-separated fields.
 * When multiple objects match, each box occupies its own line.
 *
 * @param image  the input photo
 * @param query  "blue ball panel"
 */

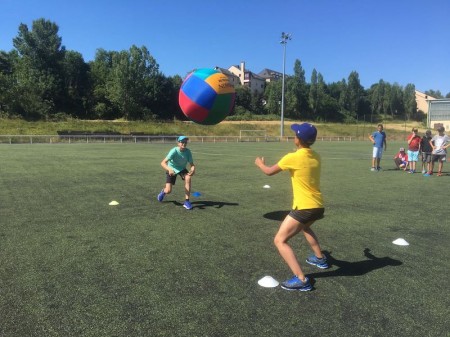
xmin=181 ymin=75 xmax=216 ymax=110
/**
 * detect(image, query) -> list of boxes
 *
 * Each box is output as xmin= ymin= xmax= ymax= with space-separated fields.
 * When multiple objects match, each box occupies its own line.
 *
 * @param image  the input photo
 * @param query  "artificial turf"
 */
xmin=0 ymin=141 xmax=448 ymax=336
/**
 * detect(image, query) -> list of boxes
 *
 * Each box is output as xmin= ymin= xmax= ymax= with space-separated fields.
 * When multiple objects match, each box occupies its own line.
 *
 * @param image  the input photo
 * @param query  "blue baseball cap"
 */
xmin=291 ymin=123 xmax=317 ymax=144
xmin=177 ymin=136 xmax=189 ymax=142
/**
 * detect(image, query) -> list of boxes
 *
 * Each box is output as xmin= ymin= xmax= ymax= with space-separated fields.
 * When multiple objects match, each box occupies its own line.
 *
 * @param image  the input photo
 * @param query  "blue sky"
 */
xmin=1 ymin=0 xmax=449 ymax=94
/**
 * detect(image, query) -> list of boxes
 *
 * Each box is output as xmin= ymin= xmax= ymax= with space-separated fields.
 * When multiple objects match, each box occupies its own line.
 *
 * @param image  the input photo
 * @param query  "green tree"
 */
xmin=62 ymin=50 xmax=90 ymax=117
xmin=107 ymin=45 xmax=160 ymax=120
xmin=286 ymin=59 xmax=309 ymax=119
xmin=89 ymin=49 xmax=116 ymax=118
xmin=369 ymin=80 xmax=385 ymax=117
xmin=425 ymin=89 xmax=443 ymax=99
xmin=346 ymin=71 xmax=364 ymax=119
xmin=250 ymin=91 xmax=264 ymax=115
xmin=12 ymin=18 xmax=66 ymax=119
xmin=389 ymin=83 xmax=404 ymax=117
xmin=381 ymin=82 xmax=392 ymax=120
xmin=0 ymin=51 xmax=15 ymax=115
xmin=309 ymin=69 xmax=318 ymax=114
xmin=234 ymin=86 xmax=252 ymax=114
xmin=404 ymin=83 xmax=416 ymax=119
xmin=264 ymin=81 xmax=282 ymax=115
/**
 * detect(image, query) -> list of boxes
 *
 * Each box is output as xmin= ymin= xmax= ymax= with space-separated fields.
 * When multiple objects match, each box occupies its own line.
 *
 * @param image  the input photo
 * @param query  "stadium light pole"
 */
xmin=280 ymin=32 xmax=292 ymax=138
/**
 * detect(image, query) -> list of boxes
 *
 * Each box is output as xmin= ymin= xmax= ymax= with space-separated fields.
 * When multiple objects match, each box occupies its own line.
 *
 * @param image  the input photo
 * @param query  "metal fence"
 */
xmin=0 ymin=135 xmax=357 ymax=145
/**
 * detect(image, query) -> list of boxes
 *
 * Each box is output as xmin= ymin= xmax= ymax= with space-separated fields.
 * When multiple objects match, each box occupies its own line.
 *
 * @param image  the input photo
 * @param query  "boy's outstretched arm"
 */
xmin=255 ymin=157 xmax=282 ymax=176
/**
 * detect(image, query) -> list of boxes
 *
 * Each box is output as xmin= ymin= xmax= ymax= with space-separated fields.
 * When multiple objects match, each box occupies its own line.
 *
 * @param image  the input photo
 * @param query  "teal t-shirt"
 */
xmin=166 ymin=147 xmax=193 ymax=174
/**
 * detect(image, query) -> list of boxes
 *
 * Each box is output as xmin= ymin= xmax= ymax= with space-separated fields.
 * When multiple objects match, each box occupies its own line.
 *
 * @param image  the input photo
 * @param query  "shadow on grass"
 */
xmin=309 ymin=249 xmax=402 ymax=279
xmin=263 ymin=210 xmax=290 ymax=221
xmin=169 ymin=200 xmax=239 ymax=209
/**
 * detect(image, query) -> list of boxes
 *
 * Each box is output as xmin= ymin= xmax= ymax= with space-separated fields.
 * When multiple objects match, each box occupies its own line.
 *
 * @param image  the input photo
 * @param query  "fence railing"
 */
xmin=0 ymin=135 xmax=357 ymax=145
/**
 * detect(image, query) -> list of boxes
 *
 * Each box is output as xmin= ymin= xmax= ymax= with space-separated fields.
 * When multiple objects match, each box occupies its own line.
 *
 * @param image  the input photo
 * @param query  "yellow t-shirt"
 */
xmin=277 ymin=148 xmax=323 ymax=210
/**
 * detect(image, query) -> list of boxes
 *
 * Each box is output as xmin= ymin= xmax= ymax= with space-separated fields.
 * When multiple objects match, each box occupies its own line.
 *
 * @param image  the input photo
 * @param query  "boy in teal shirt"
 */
xmin=157 ymin=136 xmax=195 ymax=210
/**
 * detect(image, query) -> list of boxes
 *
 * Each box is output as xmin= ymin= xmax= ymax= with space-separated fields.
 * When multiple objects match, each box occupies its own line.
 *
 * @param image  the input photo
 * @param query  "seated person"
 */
xmin=393 ymin=147 xmax=408 ymax=170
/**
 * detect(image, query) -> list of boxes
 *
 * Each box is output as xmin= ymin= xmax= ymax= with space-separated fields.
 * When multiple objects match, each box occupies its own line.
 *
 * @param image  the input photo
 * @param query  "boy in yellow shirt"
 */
xmin=255 ymin=123 xmax=327 ymax=291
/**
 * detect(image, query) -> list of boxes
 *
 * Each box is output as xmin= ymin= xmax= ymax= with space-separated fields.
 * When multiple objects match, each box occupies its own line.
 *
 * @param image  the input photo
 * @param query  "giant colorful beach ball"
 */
xmin=179 ymin=68 xmax=236 ymax=125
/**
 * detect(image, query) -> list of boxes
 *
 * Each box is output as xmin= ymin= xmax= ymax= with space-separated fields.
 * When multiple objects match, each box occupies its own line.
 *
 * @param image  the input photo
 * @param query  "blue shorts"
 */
xmin=407 ymin=150 xmax=419 ymax=162
xmin=372 ymin=147 xmax=383 ymax=158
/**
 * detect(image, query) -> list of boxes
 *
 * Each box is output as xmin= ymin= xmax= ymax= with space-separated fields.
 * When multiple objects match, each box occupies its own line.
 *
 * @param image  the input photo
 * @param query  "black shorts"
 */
xmin=289 ymin=208 xmax=325 ymax=224
xmin=432 ymin=154 xmax=446 ymax=163
xmin=165 ymin=169 xmax=189 ymax=185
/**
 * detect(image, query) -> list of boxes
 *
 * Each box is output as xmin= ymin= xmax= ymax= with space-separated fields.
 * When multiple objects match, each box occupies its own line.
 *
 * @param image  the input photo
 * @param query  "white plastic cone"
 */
xmin=263 ymin=185 xmax=271 ymax=189
xmin=258 ymin=276 xmax=279 ymax=288
xmin=109 ymin=201 xmax=119 ymax=206
xmin=392 ymin=238 xmax=409 ymax=246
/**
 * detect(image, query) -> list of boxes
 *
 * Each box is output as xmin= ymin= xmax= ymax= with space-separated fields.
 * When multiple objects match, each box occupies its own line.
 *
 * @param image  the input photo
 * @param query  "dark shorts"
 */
xmin=432 ymin=154 xmax=446 ymax=163
xmin=422 ymin=153 xmax=432 ymax=163
xmin=165 ymin=169 xmax=189 ymax=185
xmin=289 ymin=208 xmax=325 ymax=224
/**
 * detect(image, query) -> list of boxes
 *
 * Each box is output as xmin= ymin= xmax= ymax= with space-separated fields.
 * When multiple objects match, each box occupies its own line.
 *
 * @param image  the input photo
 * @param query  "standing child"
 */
xmin=406 ymin=127 xmax=421 ymax=173
xmin=420 ymin=130 xmax=433 ymax=174
xmin=368 ymin=124 xmax=387 ymax=171
xmin=425 ymin=126 xmax=449 ymax=177
xmin=157 ymin=136 xmax=195 ymax=210
xmin=255 ymin=123 xmax=327 ymax=292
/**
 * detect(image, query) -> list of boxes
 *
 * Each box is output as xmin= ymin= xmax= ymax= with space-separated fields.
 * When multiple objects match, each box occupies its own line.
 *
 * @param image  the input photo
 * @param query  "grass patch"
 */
xmin=0 ymin=141 xmax=448 ymax=336
xmin=0 ymin=118 xmax=426 ymax=141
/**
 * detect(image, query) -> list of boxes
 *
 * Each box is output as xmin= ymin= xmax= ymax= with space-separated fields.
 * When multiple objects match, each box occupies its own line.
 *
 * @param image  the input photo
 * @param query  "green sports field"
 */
xmin=0 ymin=141 xmax=448 ymax=337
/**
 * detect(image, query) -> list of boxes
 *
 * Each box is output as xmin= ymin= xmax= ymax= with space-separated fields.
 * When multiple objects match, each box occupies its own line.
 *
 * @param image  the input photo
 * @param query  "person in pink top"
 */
xmin=393 ymin=147 xmax=408 ymax=170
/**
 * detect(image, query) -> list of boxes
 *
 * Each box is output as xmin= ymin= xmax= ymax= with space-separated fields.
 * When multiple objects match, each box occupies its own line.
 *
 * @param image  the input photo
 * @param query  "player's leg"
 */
xmin=437 ymin=157 xmax=444 ymax=176
xmin=427 ymin=155 xmax=432 ymax=173
xmin=157 ymin=174 xmax=174 ymax=202
xmin=274 ymin=215 xmax=305 ymax=280
xmin=164 ymin=182 xmax=172 ymax=194
xmin=184 ymin=174 xmax=192 ymax=199
xmin=302 ymin=224 xmax=323 ymax=259
xmin=371 ymin=147 xmax=378 ymax=170
xmin=303 ymin=223 xmax=329 ymax=269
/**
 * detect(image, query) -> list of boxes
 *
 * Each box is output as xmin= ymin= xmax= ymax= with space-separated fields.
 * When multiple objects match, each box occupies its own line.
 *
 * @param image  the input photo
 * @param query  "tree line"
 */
xmin=0 ymin=18 xmax=448 ymax=123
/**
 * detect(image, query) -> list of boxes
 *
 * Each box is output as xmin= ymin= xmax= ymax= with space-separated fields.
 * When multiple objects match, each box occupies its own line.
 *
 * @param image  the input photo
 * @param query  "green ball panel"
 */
xmin=200 ymin=93 xmax=235 ymax=125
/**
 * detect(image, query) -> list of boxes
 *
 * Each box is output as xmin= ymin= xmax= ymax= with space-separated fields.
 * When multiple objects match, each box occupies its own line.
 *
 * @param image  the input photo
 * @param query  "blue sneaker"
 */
xmin=157 ymin=190 xmax=165 ymax=202
xmin=183 ymin=200 xmax=193 ymax=210
xmin=280 ymin=276 xmax=312 ymax=291
xmin=306 ymin=254 xmax=329 ymax=269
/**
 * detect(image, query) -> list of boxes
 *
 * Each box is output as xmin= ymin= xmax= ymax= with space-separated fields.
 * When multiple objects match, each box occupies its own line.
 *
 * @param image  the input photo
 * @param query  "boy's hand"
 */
xmin=255 ymin=157 xmax=265 ymax=167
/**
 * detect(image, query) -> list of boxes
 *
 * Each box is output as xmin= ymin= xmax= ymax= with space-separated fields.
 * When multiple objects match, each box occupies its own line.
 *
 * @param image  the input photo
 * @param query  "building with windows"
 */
xmin=427 ymin=99 xmax=450 ymax=131
xmin=258 ymin=68 xmax=283 ymax=83
xmin=227 ymin=62 xmax=266 ymax=94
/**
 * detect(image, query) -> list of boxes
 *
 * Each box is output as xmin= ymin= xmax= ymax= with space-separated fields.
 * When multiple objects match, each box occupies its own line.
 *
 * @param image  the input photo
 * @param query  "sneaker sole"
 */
xmin=306 ymin=260 xmax=329 ymax=269
xmin=183 ymin=205 xmax=193 ymax=210
xmin=280 ymin=285 xmax=312 ymax=291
